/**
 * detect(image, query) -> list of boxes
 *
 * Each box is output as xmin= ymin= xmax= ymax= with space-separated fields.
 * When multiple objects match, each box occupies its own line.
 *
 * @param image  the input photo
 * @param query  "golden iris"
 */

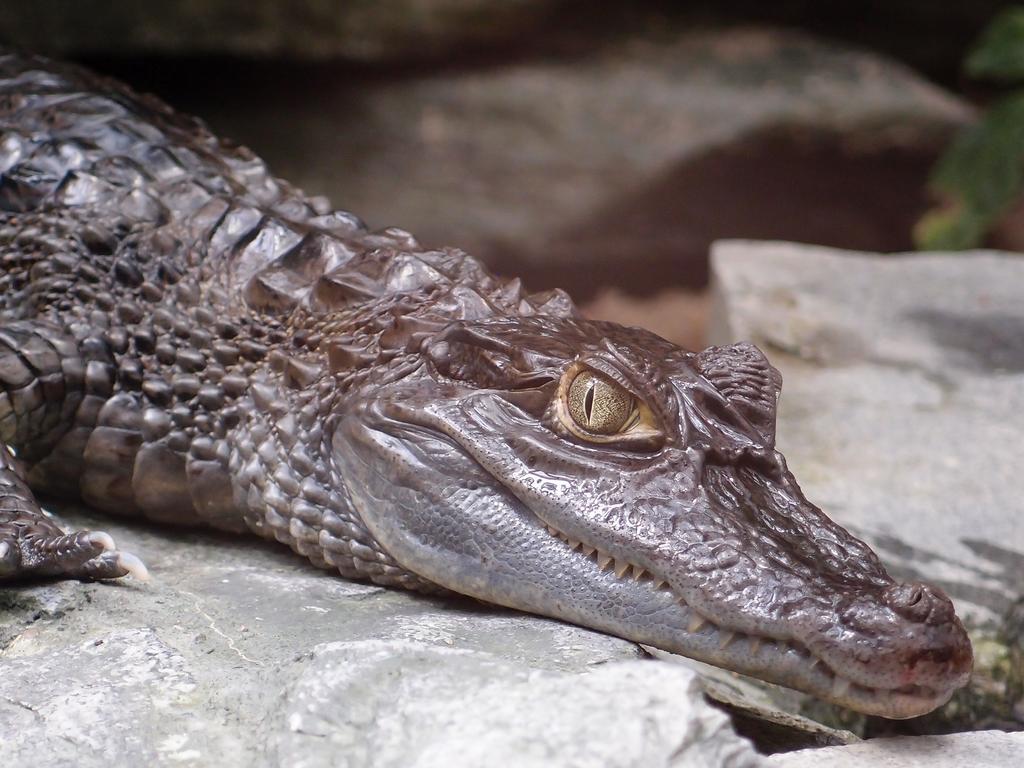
xmin=566 ymin=371 xmax=635 ymax=435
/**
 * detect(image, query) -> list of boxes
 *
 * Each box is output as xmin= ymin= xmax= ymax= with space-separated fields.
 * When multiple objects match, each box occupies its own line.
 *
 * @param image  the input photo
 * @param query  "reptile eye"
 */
xmin=554 ymin=363 xmax=663 ymax=447
xmin=565 ymin=370 xmax=637 ymax=436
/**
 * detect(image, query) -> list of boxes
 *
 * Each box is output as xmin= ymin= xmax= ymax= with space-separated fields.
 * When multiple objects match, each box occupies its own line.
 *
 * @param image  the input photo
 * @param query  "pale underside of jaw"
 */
xmin=540 ymin=522 xmax=952 ymax=719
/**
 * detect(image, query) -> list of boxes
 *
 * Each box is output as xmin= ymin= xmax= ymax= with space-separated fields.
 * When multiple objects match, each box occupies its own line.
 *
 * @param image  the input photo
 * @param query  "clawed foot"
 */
xmin=1 ymin=441 xmax=145 ymax=583
xmin=0 ymin=529 xmax=149 ymax=582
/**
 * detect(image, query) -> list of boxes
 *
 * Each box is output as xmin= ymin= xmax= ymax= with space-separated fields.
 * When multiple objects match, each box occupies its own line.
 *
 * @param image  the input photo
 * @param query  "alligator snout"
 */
xmin=812 ymin=577 xmax=973 ymax=714
xmin=882 ymin=581 xmax=973 ymax=687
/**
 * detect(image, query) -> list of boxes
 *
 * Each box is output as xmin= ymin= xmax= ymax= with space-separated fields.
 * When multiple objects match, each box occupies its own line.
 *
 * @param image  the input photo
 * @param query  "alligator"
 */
xmin=0 ymin=50 xmax=971 ymax=719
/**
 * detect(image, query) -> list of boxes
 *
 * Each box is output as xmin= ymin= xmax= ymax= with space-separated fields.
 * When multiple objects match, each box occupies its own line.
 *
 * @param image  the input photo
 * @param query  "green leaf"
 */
xmin=966 ymin=7 xmax=1024 ymax=81
xmin=914 ymin=205 xmax=988 ymax=252
xmin=917 ymin=91 xmax=1024 ymax=250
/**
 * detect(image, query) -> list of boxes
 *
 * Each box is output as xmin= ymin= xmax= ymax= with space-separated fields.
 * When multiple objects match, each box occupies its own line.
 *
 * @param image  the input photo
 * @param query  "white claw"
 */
xmin=116 ymin=552 xmax=150 ymax=582
xmin=614 ymin=560 xmax=630 ymax=579
xmin=566 ymin=539 xmax=580 ymax=550
xmin=718 ymin=632 xmax=736 ymax=650
xmin=833 ymin=677 xmax=851 ymax=698
xmin=546 ymin=525 xmax=559 ymax=536
xmin=809 ymin=656 xmax=821 ymax=671
xmin=688 ymin=614 xmax=707 ymax=633
xmin=0 ymin=541 xmax=9 ymax=560
xmin=88 ymin=532 xmax=116 ymax=552
xmin=751 ymin=638 xmax=762 ymax=655
xmin=597 ymin=553 xmax=614 ymax=571
xmin=581 ymin=546 xmax=596 ymax=557
xmin=654 ymin=580 xmax=667 ymax=591
xmin=631 ymin=565 xmax=646 ymax=581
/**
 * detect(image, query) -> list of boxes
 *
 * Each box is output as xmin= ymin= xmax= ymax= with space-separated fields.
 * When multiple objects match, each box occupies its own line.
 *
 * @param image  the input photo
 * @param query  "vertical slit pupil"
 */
xmin=584 ymin=382 xmax=595 ymax=423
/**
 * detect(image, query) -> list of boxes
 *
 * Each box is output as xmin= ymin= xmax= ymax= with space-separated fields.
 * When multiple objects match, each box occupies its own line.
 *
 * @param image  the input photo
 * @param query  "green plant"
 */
xmin=916 ymin=8 xmax=1024 ymax=250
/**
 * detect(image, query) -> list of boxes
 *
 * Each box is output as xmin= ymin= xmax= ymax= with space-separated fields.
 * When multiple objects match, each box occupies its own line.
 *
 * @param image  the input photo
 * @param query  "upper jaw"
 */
xmin=534 ymin=512 xmax=972 ymax=719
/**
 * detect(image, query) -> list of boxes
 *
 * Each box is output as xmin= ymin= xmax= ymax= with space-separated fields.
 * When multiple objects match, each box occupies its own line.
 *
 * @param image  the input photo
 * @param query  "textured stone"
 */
xmin=0 ymin=628 xmax=199 ymax=765
xmin=660 ymin=651 xmax=859 ymax=753
xmin=276 ymin=641 xmax=762 ymax=768
xmin=0 ymin=506 xmax=763 ymax=767
xmin=767 ymin=730 xmax=1024 ymax=767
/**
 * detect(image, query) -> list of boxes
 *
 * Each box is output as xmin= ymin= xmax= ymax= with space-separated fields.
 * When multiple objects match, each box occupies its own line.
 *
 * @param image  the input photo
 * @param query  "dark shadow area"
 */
xmin=636 ymin=1 xmax=1007 ymax=87
xmin=57 ymin=1 xmax=1012 ymax=89
xmin=710 ymin=697 xmax=853 ymax=755
xmin=500 ymin=126 xmax=941 ymax=299
xmin=959 ymin=539 xmax=1024 ymax=616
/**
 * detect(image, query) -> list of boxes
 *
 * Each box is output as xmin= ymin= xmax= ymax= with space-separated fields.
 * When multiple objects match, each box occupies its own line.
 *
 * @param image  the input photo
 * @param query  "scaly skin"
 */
xmin=0 ymin=50 xmax=972 ymax=718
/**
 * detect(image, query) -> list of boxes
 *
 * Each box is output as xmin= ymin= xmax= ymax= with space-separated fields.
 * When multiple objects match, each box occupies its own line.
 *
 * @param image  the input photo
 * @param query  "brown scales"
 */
xmin=0 ymin=49 xmax=570 ymax=589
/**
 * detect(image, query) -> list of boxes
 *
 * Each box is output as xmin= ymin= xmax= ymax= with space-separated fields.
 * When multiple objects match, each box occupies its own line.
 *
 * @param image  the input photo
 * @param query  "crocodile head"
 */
xmin=334 ymin=315 xmax=972 ymax=718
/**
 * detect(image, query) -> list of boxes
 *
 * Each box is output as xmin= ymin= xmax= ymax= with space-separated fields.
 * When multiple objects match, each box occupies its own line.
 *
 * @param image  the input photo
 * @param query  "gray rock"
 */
xmin=664 ymin=652 xmax=860 ymax=752
xmin=0 ymin=507 xmax=762 ymax=768
xmin=0 ymin=628 xmax=198 ymax=765
xmin=274 ymin=642 xmax=762 ymax=768
xmin=710 ymin=241 xmax=1024 ymax=626
xmin=766 ymin=730 xmax=1024 ymax=767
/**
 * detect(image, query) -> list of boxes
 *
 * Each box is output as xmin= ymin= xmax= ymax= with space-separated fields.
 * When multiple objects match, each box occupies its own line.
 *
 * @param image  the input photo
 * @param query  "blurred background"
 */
xmin=1 ymin=1 xmax=1019 ymax=350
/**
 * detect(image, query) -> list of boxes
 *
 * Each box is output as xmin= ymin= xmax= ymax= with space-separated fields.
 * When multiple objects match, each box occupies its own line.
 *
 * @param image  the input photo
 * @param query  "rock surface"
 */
xmin=0 ymin=507 xmax=762 ymax=768
xmin=766 ymin=730 xmax=1024 ymax=767
xmin=275 ymin=642 xmax=757 ymax=768
xmin=710 ymin=240 xmax=1024 ymax=728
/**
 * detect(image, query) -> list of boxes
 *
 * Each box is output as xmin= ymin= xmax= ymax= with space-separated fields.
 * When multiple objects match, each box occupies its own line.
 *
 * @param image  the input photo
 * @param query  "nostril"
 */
xmin=886 ymin=582 xmax=938 ymax=622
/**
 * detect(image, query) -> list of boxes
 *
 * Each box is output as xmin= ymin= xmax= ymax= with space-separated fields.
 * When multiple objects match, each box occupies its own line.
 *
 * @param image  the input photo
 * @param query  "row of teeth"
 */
xmin=545 ymin=525 xmax=671 ymax=588
xmin=543 ymin=523 xmax=905 ymax=702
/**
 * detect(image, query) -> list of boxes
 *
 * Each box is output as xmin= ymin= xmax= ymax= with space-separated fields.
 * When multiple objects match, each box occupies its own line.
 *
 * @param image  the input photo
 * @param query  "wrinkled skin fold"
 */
xmin=0 ymin=50 xmax=971 ymax=719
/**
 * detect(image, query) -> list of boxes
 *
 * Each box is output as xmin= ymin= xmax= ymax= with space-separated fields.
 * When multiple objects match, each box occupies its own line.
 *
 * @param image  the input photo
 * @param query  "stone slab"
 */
xmin=275 ymin=641 xmax=761 ymax=768
xmin=0 ymin=506 xmax=762 ymax=768
xmin=767 ymin=730 xmax=1024 ymax=767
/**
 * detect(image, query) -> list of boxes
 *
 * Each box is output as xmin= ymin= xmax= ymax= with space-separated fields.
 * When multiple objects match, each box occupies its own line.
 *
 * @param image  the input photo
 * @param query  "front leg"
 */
xmin=0 ymin=320 xmax=147 ymax=582
xmin=1 ymin=434 xmax=147 ymax=582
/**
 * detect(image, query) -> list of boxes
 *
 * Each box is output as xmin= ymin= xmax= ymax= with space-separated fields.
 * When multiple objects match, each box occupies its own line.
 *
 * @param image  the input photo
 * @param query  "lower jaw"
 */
xmin=711 ymin=636 xmax=952 ymax=718
xmin=789 ymin=657 xmax=955 ymax=719
xmin=830 ymin=684 xmax=953 ymax=720
xmin=657 ymin=625 xmax=953 ymax=718
xmin=649 ymin=617 xmax=954 ymax=718
xmin=538 ymin=523 xmax=955 ymax=718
